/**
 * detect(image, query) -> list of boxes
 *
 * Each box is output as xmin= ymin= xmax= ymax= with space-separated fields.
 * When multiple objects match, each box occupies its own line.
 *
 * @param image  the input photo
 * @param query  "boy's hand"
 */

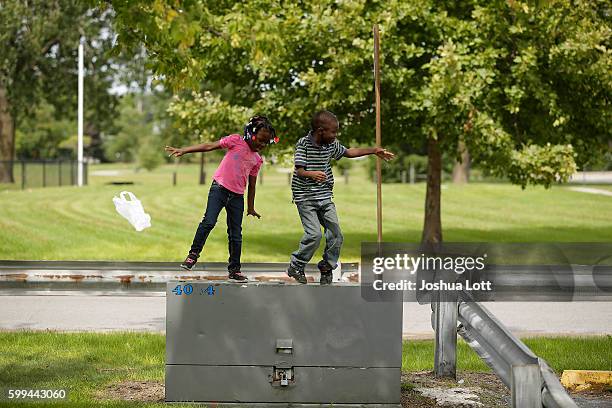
xmin=165 ymin=146 xmax=185 ymax=157
xmin=247 ymin=208 xmax=261 ymax=219
xmin=307 ymin=171 xmax=327 ymax=182
xmin=375 ymin=148 xmax=395 ymax=161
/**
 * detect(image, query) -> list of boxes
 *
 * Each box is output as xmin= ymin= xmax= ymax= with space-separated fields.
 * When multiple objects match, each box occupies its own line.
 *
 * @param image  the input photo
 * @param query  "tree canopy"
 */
xmin=0 ymin=1 xmax=126 ymax=180
xmin=99 ymin=0 xmax=612 ymax=240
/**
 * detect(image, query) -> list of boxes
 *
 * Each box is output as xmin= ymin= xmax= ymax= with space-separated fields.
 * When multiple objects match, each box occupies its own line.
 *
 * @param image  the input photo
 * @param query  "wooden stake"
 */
xmin=373 ymin=24 xmax=382 ymax=243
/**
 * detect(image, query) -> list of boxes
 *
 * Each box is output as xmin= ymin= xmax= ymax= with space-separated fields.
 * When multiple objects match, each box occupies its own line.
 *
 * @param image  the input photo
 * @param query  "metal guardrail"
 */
xmin=433 ymin=294 xmax=579 ymax=407
xmin=457 ymin=300 xmax=578 ymax=407
xmin=0 ymin=260 xmax=359 ymax=294
xmin=427 ymin=264 xmax=607 ymax=406
xmin=422 ymin=264 xmax=612 ymax=302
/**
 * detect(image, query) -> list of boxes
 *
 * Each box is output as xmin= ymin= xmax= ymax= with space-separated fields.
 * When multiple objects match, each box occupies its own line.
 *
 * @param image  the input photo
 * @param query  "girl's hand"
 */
xmin=165 ymin=146 xmax=185 ymax=157
xmin=308 ymin=171 xmax=327 ymax=182
xmin=247 ymin=208 xmax=261 ymax=219
xmin=375 ymin=148 xmax=395 ymax=161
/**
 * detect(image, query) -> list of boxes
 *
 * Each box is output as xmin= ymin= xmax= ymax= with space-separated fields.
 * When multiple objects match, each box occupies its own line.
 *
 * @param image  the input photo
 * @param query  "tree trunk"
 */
xmin=86 ymin=122 xmax=104 ymax=161
xmin=452 ymin=140 xmax=470 ymax=184
xmin=422 ymin=136 xmax=442 ymax=244
xmin=199 ymin=152 xmax=206 ymax=185
xmin=0 ymin=85 xmax=15 ymax=183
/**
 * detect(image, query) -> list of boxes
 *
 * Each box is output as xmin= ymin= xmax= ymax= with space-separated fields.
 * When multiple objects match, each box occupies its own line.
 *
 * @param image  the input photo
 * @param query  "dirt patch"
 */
xmin=402 ymin=384 xmax=439 ymax=408
xmin=402 ymin=371 xmax=509 ymax=407
xmin=95 ymin=373 xmax=610 ymax=407
xmin=96 ymin=380 xmax=164 ymax=402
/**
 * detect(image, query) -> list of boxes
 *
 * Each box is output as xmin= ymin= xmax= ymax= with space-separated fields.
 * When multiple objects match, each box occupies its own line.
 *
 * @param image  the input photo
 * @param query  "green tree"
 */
xmin=108 ymin=0 xmax=611 ymax=243
xmin=0 ymin=1 xmax=121 ymax=181
xmin=15 ymin=101 xmax=74 ymax=159
xmin=166 ymin=91 xmax=252 ymax=142
xmin=104 ymin=91 xmax=170 ymax=171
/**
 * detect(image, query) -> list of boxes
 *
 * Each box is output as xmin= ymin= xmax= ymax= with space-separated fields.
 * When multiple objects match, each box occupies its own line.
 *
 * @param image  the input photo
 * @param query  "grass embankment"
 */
xmin=2 ymin=162 xmax=611 ymax=262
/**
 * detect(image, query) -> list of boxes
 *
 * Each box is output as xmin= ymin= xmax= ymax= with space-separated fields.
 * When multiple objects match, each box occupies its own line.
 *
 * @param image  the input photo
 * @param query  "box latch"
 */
xmin=269 ymin=366 xmax=294 ymax=387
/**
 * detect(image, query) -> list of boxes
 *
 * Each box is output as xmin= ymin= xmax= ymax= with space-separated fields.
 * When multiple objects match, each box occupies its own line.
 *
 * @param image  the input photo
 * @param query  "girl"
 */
xmin=165 ymin=115 xmax=278 ymax=280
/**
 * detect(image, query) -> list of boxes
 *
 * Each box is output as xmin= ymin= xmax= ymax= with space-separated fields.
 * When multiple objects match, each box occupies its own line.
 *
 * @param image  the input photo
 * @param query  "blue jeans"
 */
xmin=290 ymin=199 xmax=343 ymax=272
xmin=189 ymin=180 xmax=244 ymax=272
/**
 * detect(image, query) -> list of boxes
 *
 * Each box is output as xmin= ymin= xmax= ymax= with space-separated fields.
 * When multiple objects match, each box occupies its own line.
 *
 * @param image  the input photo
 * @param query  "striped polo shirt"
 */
xmin=291 ymin=132 xmax=347 ymax=202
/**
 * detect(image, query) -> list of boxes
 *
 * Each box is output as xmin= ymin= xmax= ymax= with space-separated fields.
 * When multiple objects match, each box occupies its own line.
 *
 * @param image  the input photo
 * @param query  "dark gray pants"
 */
xmin=290 ymin=199 xmax=343 ymax=272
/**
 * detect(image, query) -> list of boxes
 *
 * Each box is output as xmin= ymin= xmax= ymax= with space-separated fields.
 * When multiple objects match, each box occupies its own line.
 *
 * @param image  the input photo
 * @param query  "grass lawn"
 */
xmin=1 ymin=161 xmax=612 ymax=262
xmin=0 ymin=331 xmax=609 ymax=407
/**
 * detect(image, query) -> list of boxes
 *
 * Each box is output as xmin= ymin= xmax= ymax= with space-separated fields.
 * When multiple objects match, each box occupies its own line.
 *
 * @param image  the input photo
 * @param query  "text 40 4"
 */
xmin=172 ymin=284 xmax=218 ymax=296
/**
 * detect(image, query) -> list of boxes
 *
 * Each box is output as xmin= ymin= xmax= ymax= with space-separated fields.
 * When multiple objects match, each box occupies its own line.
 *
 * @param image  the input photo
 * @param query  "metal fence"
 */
xmin=0 ymin=160 xmax=88 ymax=189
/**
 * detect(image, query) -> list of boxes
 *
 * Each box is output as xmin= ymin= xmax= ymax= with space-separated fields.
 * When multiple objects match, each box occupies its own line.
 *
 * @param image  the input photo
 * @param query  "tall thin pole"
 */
xmin=77 ymin=39 xmax=84 ymax=187
xmin=373 ymin=25 xmax=382 ymax=243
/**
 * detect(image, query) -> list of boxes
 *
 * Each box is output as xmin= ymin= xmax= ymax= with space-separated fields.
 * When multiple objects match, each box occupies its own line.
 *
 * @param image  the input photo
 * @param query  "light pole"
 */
xmin=77 ymin=38 xmax=84 ymax=187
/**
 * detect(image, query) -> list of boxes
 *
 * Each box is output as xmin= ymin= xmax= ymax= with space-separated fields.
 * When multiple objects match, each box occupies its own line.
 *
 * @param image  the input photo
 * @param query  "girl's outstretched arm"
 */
xmin=165 ymin=141 xmax=222 ymax=157
xmin=246 ymin=175 xmax=261 ymax=218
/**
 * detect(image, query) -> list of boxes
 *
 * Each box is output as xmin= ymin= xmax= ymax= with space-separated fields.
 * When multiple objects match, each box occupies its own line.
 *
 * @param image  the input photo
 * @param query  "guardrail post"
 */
xmin=511 ymin=364 xmax=542 ymax=408
xmin=433 ymin=291 xmax=458 ymax=379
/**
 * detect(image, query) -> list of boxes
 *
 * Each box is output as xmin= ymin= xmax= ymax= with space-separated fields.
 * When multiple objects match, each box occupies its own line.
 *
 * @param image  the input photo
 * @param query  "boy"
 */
xmin=287 ymin=110 xmax=394 ymax=284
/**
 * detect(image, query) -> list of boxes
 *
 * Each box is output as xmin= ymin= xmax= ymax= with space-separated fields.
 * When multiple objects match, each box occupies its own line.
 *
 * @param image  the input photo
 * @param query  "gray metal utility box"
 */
xmin=166 ymin=281 xmax=403 ymax=407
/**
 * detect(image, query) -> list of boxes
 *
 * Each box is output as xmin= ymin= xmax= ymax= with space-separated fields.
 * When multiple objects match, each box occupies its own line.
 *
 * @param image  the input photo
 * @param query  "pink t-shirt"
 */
xmin=213 ymin=134 xmax=263 ymax=194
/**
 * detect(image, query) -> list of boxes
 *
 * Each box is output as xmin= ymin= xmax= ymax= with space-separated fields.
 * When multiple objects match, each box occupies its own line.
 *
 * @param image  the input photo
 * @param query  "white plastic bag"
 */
xmin=112 ymin=191 xmax=151 ymax=231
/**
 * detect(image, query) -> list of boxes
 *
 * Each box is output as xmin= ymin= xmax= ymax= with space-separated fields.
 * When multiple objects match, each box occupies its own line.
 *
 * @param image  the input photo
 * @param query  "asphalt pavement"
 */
xmin=1 ymin=293 xmax=609 ymax=338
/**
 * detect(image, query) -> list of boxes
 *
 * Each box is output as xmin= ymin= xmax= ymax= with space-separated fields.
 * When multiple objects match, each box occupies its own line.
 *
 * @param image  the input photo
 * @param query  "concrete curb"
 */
xmin=561 ymin=370 xmax=612 ymax=392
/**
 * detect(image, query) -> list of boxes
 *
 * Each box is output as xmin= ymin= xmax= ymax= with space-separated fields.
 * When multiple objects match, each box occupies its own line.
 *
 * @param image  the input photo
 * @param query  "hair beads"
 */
xmin=243 ymin=115 xmax=279 ymax=144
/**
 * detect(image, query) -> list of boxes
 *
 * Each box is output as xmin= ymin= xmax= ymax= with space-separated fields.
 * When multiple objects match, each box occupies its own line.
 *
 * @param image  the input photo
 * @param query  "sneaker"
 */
xmin=320 ymin=271 xmax=333 ymax=285
xmin=180 ymin=253 xmax=198 ymax=271
xmin=287 ymin=265 xmax=307 ymax=284
xmin=228 ymin=270 xmax=248 ymax=281
xmin=317 ymin=260 xmax=333 ymax=285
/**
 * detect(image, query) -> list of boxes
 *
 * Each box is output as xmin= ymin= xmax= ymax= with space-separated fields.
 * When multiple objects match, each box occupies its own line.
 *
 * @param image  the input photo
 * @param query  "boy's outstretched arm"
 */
xmin=165 ymin=141 xmax=222 ymax=157
xmin=246 ymin=175 xmax=261 ymax=218
xmin=344 ymin=147 xmax=395 ymax=161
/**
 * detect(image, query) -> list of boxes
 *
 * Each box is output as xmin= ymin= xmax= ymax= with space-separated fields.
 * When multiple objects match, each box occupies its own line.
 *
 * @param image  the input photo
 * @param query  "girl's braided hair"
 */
xmin=243 ymin=115 xmax=279 ymax=144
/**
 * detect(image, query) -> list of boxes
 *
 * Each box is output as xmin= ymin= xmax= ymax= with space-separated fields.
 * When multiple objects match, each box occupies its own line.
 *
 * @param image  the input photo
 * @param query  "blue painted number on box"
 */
xmin=172 ymin=284 xmax=193 ymax=296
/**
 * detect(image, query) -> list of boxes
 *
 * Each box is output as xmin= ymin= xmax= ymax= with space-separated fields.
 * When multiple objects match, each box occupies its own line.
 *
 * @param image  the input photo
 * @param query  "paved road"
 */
xmin=1 ymin=293 xmax=610 ymax=338
xmin=569 ymin=186 xmax=612 ymax=197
